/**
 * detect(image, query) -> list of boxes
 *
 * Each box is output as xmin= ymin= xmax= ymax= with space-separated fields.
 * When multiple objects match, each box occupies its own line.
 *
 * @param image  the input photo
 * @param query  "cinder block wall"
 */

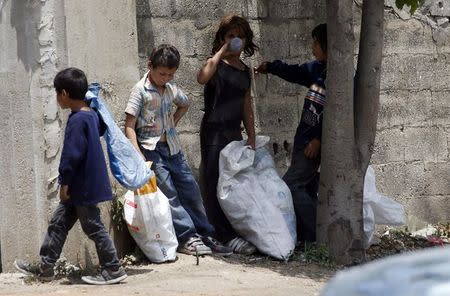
xmin=135 ymin=0 xmax=449 ymax=223
xmin=371 ymin=1 xmax=450 ymax=223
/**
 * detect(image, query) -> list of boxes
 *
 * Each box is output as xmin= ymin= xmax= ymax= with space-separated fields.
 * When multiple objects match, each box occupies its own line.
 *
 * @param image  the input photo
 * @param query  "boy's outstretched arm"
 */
xmin=243 ymin=89 xmax=256 ymax=149
xmin=197 ymin=41 xmax=230 ymax=85
xmin=255 ymin=60 xmax=312 ymax=87
xmin=124 ymin=113 xmax=145 ymax=160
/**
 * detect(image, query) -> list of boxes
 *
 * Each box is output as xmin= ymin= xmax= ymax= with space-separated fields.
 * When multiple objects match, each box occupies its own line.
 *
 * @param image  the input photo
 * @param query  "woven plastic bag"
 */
xmin=217 ymin=135 xmax=296 ymax=260
xmin=86 ymin=83 xmax=153 ymax=190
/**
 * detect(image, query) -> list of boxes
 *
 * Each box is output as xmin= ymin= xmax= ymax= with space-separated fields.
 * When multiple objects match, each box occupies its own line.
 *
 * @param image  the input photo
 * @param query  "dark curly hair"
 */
xmin=211 ymin=14 xmax=258 ymax=58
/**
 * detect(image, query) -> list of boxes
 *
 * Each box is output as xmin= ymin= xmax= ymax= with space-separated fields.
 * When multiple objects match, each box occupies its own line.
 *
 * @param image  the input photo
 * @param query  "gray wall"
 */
xmin=372 ymin=1 xmax=450 ymax=223
xmin=0 ymin=0 xmax=66 ymax=273
xmin=0 ymin=0 xmax=139 ymax=272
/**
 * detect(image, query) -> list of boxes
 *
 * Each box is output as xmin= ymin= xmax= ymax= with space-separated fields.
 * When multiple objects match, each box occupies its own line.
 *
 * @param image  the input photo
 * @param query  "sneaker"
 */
xmin=202 ymin=236 xmax=233 ymax=256
xmin=14 ymin=259 xmax=54 ymax=281
xmin=81 ymin=267 xmax=127 ymax=285
xmin=226 ymin=237 xmax=257 ymax=255
xmin=177 ymin=235 xmax=212 ymax=256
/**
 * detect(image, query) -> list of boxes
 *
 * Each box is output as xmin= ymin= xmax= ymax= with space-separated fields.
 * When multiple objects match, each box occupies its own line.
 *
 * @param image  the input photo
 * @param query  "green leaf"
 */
xmin=395 ymin=0 xmax=425 ymax=14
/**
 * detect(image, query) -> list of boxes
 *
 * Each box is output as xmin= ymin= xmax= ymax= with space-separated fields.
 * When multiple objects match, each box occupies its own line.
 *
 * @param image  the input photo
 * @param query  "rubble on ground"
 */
xmin=366 ymin=223 xmax=450 ymax=261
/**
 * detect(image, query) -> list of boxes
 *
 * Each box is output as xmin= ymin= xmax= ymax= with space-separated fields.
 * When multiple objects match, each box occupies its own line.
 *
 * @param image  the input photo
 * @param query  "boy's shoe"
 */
xmin=226 ymin=237 xmax=257 ymax=255
xmin=14 ymin=259 xmax=54 ymax=281
xmin=202 ymin=236 xmax=233 ymax=256
xmin=81 ymin=267 xmax=127 ymax=285
xmin=177 ymin=235 xmax=212 ymax=256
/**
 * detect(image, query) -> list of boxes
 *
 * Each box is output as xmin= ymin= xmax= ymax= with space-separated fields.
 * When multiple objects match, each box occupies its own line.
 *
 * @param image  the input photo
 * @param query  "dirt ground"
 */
xmin=0 ymin=253 xmax=333 ymax=296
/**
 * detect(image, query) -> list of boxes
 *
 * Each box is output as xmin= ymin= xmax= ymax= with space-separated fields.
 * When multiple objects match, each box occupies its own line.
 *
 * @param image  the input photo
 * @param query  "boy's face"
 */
xmin=148 ymin=66 xmax=177 ymax=88
xmin=312 ymin=39 xmax=327 ymax=62
xmin=56 ymin=89 xmax=70 ymax=109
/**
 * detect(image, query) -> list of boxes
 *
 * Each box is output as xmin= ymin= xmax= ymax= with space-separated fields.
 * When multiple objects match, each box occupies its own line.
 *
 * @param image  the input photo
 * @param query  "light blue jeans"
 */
xmin=142 ymin=142 xmax=215 ymax=244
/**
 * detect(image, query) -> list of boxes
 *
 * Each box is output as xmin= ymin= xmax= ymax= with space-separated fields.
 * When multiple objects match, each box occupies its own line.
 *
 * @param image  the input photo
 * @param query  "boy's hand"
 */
xmin=60 ymin=185 xmax=70 ymax=202
xmin=254 ymin=62 xmax=269 ymax=74
xmin=304 ymin=138 xmax=321 ymax=159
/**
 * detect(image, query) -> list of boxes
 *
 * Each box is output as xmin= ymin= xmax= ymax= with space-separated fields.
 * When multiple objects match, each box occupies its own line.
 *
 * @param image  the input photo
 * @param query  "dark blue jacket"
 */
xmin=267 ymin=60 xmax=326 ymax=148
xmin=58 ymin=110 xmax=112 ymax=205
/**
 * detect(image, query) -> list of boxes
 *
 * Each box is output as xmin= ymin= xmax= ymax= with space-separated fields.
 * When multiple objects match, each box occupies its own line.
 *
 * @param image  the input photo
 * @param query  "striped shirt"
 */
xmin=125 ymin=71 xmax=190 ymax=155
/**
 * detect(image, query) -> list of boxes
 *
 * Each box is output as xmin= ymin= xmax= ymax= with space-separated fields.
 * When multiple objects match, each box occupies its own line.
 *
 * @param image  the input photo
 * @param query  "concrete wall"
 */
xmin=0 ymin=0 xmax=139 ymax=272
xmin=0 ymin=0 xmax=66 ymax=273
xmin=372 ymin=1 xmax=450 ymax=223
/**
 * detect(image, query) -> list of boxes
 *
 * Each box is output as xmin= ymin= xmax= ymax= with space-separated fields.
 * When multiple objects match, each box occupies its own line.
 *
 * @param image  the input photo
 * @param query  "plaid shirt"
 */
xmin=125 ymin=71 xmax=189 ymax=155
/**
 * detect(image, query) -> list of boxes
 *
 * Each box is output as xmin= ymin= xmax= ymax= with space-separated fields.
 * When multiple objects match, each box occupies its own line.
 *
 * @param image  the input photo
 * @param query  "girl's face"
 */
xmin=312 ymin=39 xmax=327 ymax=62
xmin=224 ymin=27 xmax=246 ymax=54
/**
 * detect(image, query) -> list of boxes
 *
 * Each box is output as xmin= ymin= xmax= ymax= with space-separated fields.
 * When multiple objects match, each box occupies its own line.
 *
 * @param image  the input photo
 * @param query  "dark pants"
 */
xmin=283 ymin=144 xmax=321 ymax=242
xmin=39 ymin=202 xmax=120 ymax=270
xmin=201 ymin=144 xmax=237 ymax=243
xmin=142 ymin=142 xmax=214 ymax=244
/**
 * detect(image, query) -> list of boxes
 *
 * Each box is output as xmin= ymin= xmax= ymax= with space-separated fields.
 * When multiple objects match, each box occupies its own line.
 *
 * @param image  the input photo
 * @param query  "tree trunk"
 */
xmin=317 ymin=0 xmax=365 ymax=265
xmin=355 ymin=0 xmax=384 ymax=172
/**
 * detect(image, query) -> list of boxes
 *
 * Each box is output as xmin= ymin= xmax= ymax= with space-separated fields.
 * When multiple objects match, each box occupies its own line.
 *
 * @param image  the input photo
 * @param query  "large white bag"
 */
xmin=123 ymin=175 xmax=178 ymax=263
xmin=217 ymin=135 xmax=296 ymax=260
xmin=363 ymin=166 xmax=405 ymax=247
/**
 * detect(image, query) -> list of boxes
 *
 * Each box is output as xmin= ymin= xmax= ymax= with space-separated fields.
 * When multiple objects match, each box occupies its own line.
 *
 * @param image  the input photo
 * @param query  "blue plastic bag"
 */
xmin=86 ymin=83 xmax=153 ymax=190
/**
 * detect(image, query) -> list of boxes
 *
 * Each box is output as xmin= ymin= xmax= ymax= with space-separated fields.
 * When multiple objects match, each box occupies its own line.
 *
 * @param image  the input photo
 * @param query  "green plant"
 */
xmin=110 ymin=195 xmax=125 ymax=232
xmin=292 ymin=243 xmax=334 ymax=268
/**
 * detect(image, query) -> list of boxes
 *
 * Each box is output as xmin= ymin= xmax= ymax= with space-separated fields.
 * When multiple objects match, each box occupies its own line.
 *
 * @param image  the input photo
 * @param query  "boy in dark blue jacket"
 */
xmin=14 ymin=68 xmax=127 ymax=285
xmin=255 ymin=23 xmax=327 ymax=243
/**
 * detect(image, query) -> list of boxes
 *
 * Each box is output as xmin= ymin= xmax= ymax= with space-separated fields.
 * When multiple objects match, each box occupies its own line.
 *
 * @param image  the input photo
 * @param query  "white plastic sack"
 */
xmin=123 ymin=175 xmax=178 ymax=263
xmin=321 ymin=247 xmax=450 ymax=296
xmin=86 ymin=83 xmax=153 ymax=190
xmin=363 ymin=166 xmax=405 ymax=248
xmin=217 ymin=135 xmax=296 ymax=260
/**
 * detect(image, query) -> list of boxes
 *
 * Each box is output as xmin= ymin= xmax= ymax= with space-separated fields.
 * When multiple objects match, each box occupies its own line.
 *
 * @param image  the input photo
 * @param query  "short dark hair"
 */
xmin=312 ymin=23 xmax=327 ymax=53
xmin=53 ymin=67 xmax=88 ymax=100
xmin=212 ymin=14 xmax=258 ymax=58
xmin=148 ymin=44 xmax=180 ymax=69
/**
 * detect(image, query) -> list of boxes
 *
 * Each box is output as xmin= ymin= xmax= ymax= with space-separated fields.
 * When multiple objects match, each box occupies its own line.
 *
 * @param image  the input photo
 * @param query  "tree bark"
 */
xmin=354 ymin=0 xmax=384 ymax=172
xmin=317 ymin=0 xmax=365 ymax=265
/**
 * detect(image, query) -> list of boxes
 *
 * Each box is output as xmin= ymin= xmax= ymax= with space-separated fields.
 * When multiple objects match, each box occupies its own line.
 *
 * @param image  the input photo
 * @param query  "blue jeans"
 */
xmin=142 ymin=142 xmax=215 ymax=244
xmin=283 ymin=143 xmax=320 ymax=242
xmin=39 ymin=202 xmax=120 ymax=270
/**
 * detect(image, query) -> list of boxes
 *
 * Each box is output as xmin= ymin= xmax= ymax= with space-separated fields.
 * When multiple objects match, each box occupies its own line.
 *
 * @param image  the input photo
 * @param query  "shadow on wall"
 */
xmin=10 ymin=0 xmax=41 ymax=73
xmin=136 ymin=0 xmax=155 ymax=76
xmin=0 ymin=0 xmax=7 ymax=22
